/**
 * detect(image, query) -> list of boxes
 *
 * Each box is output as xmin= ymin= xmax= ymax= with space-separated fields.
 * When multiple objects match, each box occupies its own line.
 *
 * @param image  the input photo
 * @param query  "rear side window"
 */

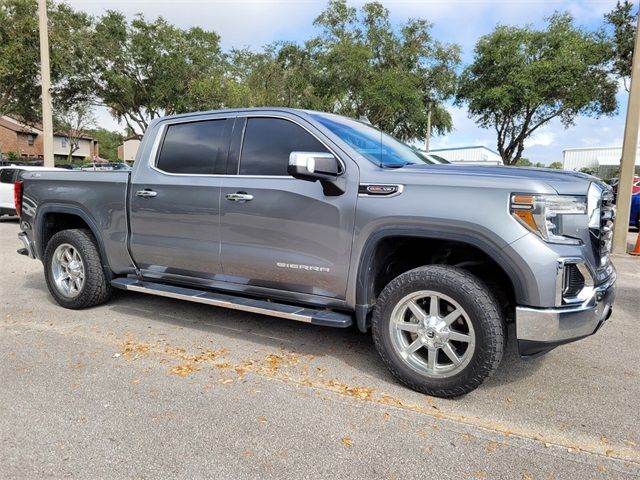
xmin=0 ymin=169 xmax=15 ymax=184
xmin=239 ymin=118 xmax=328 ymax=176
xmin=157 ymin=119 xmax=229 ymax=174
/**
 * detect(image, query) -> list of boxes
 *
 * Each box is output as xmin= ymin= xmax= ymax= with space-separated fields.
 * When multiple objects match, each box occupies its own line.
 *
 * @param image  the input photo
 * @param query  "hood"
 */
xmin=397 ymin=164 xmax=596 ymax=195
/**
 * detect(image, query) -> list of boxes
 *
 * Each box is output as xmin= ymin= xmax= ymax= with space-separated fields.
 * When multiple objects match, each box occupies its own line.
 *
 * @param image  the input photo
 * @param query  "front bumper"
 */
xmin=516 ymin=272 xmax=616 ymax=357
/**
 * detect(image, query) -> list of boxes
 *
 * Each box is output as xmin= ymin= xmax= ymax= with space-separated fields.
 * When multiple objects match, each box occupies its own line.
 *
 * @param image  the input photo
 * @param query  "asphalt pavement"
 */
xmin=1 ymin=218 xmax=639 ymax=479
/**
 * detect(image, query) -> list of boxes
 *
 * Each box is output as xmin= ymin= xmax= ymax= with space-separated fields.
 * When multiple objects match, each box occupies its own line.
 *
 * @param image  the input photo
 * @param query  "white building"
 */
xmin=118 ymin=137 xmax=140 ymax=162
xmin=562 ymin=146 xmax=640 ymax=171
xmin=53 ymin=133 xmax=98 ymax=161
xmin=427 ymin=146 xmax=503 ymax=165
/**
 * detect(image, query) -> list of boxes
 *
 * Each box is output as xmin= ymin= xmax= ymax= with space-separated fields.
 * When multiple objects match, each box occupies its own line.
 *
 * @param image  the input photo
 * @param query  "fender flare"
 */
xmin=354 ymin=226 xmax=532 ymax=332
xmin=35 ymin=203 xmax=112 ymax=279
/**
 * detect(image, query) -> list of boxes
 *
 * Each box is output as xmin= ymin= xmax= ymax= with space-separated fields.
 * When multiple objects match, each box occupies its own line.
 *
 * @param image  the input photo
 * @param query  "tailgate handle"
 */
xmin=225 ymin=192 xmax=253 ymax=202
xmin=136 ymin=189 xmax=157 ymax=198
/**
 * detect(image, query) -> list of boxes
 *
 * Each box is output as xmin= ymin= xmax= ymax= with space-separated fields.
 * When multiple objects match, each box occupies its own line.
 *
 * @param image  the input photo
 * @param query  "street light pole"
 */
xmin=37 ymin=0 xmax=54 ymax=167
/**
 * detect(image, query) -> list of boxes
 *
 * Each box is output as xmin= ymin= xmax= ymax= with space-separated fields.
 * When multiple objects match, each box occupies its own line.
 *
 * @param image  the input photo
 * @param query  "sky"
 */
xmin=66 ymin=0 xmax=629 ymax=164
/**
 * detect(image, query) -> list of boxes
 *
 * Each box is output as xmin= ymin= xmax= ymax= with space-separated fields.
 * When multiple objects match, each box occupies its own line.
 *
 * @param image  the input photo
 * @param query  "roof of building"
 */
xmin=0 ymin=116 xmax=42 ymax=135
xmin=0 ymin=115 xmax=96 ymax=142
xmin=562 ymin=146 xmax=633 ymax=152
xmin=429 ymin=145 xmax=500 ymax=155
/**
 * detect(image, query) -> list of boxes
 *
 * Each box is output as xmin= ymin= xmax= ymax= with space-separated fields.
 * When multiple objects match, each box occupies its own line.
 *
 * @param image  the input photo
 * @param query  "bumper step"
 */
xmin=111 ymin=277 xmax=353 ymax=328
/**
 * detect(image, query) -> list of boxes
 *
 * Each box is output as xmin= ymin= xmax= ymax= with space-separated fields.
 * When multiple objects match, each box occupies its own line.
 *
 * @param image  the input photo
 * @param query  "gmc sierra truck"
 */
xmin=15 ymin=108 xmax=616 ymax=397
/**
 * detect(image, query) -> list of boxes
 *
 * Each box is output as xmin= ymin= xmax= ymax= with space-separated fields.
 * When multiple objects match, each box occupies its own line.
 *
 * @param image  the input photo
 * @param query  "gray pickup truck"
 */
xmin=15 ymin=108 xmax=616 ymax=397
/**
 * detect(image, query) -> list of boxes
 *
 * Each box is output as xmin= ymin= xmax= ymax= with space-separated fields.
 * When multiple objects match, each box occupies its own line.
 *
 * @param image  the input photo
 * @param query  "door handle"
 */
xmin=136 ymin=189 xmax=157 ymax=198
xmin=225 ymin=192 xmax=253 ymax=202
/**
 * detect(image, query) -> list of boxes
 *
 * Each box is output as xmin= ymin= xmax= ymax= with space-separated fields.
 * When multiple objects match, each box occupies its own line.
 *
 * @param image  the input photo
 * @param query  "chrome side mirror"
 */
xmin=288 ymin=152 xmax=346 ymax=196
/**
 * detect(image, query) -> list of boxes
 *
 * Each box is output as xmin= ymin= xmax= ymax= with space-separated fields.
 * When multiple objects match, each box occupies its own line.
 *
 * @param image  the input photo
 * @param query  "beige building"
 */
xmin=117 ymin=137 xmax=140 ymax=162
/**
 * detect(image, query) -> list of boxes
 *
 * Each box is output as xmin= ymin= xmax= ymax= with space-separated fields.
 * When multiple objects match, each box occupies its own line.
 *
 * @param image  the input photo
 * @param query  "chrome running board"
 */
xmin=111 ymin=277 xmax=353 ymax=328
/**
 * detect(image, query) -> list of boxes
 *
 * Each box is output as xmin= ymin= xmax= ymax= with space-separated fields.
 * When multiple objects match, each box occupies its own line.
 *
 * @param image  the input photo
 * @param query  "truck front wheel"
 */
xmin=372 ymin=265 xmax=505 ymax=398
xmin=44 ymin=229 xmax=112 ymax=309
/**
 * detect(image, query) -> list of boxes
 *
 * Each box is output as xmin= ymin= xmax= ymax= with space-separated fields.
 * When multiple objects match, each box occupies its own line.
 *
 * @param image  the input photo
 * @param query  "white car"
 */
xmin=0 ymin=166 xmax=62 ymax=216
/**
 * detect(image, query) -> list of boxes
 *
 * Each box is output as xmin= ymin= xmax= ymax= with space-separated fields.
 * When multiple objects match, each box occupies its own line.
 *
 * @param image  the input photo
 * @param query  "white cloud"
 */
xmin=524 ymin=130 xmax=555 ymax=148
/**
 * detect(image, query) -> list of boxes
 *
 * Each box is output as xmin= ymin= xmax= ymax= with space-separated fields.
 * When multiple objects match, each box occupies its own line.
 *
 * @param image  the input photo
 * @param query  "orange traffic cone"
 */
xmin=631 ymin=232 xmax=640 ymax=256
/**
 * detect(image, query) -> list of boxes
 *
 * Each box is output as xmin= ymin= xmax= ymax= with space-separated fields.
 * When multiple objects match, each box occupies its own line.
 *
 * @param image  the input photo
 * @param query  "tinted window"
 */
xmin=157 ymin=119 xmax=228 ymax=174
xmin=0 ymin=169 xmax=15 ymax=184
xmin=239 ymin=118 xmax=328 ymax=176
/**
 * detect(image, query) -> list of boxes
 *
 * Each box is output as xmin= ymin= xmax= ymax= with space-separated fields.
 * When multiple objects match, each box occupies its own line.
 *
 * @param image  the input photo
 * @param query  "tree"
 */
xmin=224 ymin=43 xmax=319 ymax=109
xmin=605 ymin=1 xmax=637 ymax=91
xmin=308 ymin=0 xmax=460 ymax=141
xmin=92 ymin=12 xmax=226 ymax=138
xmin=457 ymin=13 xmax=618 ymax=165
xmin=0 ymin=0 xmax=94 ymax=123
xmin=548 ymin=161 xmax=563 ymax=169
xmin=88 ymin=128 xmax=124 ymax=161
xmin=54 ymin=102 xmax=96 ymax=162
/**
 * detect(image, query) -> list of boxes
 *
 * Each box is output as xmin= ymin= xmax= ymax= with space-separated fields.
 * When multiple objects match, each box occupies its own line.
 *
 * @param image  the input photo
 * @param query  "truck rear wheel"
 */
xmin=44 ymin=229 xmax=112 ymax=309
xmin=372 ymin=265 xmax=505 ymax=398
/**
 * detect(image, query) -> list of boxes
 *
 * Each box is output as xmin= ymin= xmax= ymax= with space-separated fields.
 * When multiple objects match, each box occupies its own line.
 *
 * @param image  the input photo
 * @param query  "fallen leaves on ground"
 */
xmin=170 ymin=364 xmax=200 ymax=377
xmin=341 ymin=437 xmax=353 ymax=447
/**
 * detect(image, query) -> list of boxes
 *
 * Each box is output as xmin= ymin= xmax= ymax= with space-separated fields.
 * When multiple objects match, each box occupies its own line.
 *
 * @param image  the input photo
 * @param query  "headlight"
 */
xmin=510 ymin=194 xmax=587 ymax=245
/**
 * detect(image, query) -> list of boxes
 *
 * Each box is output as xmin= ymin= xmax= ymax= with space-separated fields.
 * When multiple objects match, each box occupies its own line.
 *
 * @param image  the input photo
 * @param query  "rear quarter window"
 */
xmin=0 ymin=169 xmax=15 ymax=184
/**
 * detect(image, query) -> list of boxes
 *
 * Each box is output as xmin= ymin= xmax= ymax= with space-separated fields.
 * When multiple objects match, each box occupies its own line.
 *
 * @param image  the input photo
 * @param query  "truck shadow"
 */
xmin=104 ymin=288 xmax=543 ymax=392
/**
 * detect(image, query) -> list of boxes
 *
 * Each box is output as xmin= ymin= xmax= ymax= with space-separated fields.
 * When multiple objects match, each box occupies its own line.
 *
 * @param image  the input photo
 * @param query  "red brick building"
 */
xmin=0 ymin=116 xmax=44 ymax=159
xmin=0 ymin=115 xmax=99 ymax=161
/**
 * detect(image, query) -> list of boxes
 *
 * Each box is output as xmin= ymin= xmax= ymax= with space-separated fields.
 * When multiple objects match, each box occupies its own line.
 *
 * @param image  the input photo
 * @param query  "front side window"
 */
xmin=239 ymin=118 xmax=328 ymax=176
xmin=311 ymin=113 xmax=428 ymax=168
xmin=27 ymin=134 xmax=34 ymax=146
xmin=157 ymin=119 xmax=228 ymax=174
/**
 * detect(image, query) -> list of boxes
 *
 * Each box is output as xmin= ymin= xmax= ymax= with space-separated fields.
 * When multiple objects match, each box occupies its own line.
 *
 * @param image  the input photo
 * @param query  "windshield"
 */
xmin=310 ymin=113 xmax=428 ymax=168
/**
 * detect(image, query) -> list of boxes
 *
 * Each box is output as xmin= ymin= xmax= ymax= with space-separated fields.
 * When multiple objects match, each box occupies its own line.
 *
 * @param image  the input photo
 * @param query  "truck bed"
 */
xmin=21 ymin=170 xmax=133 ymax=273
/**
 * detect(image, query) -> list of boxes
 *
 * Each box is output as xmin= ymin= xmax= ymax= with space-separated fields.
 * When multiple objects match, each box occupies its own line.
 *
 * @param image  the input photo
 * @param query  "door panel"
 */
xmin=128 ymin=117 xmax=232 ymax=281
xmin=129 ymin=176 xmax=222 ymax=280
xmin=220 ymin=177 xmax=357 ymax=298
xmin=219 ymin=115 xmax=358 ymax=299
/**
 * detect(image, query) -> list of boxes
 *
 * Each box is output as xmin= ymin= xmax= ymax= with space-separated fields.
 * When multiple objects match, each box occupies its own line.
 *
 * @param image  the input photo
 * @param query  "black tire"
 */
xmin=372 ymin=265 xmax=505 ymax=398
xmin=43 ymin=229 xmax=112 ymax=309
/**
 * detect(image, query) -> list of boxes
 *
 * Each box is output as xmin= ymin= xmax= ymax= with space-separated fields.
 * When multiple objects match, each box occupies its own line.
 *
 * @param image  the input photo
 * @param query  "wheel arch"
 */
xmin=354 ymin=226 xmax=531 ymax=332
xmin=35 ymin=204 xmax=112 ymax=280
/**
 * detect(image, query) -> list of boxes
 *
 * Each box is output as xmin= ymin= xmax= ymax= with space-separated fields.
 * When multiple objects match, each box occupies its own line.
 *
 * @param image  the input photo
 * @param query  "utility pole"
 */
xmin=38 ymin=0 xmax=54 ymax=167
xmin=612 ymin=11 xmax=640 ymax=254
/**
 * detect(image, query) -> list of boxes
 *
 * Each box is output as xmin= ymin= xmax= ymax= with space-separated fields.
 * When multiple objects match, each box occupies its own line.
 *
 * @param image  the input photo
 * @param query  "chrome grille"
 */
xmin=563 ymin=264 xmax=585 ymax=298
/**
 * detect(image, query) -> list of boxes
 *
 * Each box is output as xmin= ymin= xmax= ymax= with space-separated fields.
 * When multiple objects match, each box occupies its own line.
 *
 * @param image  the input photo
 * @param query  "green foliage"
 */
xmin=457 ymin=13 xmax=618 ymax=165
xmin=223 ymin=1 xmax=461 ymax=142
xmin=605 ymin=1 xmax=637 ymax=91
xmin=580 ymin=166 xmax=599 ymax=176
xmin=548 ymin=161 xmax=563 ymax=169
xmin=515 ymin=158 xmax=532 ymax=167
xmin=0 ymin=0 xmax=93 ymax=123
xmin=309 ymin=0 xmax=461 ymax=141
xmin=91 ymin=12 xmax=226 ymax=137
xmin=6 ymin=151 xmax=19 ymax=162
xmin=89 ymin=128 xmax=124 ymax=161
